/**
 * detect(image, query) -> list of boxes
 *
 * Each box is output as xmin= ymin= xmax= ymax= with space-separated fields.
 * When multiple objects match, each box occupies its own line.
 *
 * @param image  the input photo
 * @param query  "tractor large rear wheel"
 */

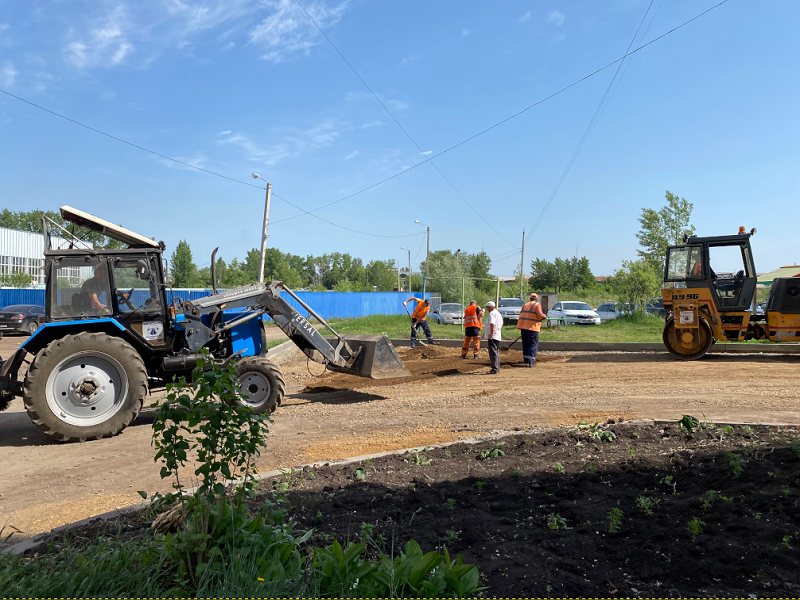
xmin=23 ymin=332 xmax=148 ymax=442
xmin=662 ymin=316 xmax=713 ymax=360
xmin=235 ymin=357 xmax=285 ymax=414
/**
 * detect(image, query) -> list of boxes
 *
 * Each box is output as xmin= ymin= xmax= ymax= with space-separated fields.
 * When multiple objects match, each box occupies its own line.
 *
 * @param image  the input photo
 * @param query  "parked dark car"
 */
xmin=0 ymin=304 xmax=45 ymax=335
xmin=646 ymin=298 xmax=666 ymax=318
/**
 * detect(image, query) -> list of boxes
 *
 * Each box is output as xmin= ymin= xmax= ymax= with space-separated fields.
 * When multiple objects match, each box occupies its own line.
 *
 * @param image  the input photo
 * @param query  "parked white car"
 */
xmin=546 ymin=301 xmax=601 ymax=326
xmin=595 ymin=302 xmax=635 ymax=323
xmin=498 ymin=297 xmax=524 ymax=322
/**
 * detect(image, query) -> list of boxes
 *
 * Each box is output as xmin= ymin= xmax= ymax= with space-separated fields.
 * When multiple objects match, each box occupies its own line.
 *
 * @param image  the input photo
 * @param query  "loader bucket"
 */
xmin=332 ymin=334 xmax=411 ymax=379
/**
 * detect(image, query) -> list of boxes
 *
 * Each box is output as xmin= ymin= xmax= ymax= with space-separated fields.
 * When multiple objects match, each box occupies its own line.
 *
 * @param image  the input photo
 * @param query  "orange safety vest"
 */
xmin=517 ymin=301 xmax=545 ymax=332
xmin=412 ymin=302 xmax=430 ymax=321
xmin=464 ymin=305 xmax=481 ymax=328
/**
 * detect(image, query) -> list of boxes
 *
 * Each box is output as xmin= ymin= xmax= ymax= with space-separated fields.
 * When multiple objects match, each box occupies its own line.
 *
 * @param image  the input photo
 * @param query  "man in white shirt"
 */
xmin=484 ymin=300 xmax=503 ymax=374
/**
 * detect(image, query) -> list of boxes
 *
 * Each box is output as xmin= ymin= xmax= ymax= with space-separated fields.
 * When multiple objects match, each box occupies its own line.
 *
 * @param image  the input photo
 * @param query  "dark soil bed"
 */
xmin=258 ymin=421 xmax=800 ymax=598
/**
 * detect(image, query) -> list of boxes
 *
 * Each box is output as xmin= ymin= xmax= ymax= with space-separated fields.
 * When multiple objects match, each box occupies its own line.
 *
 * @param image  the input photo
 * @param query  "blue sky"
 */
xmin=0 ymin=0 xmax=798 ymax=276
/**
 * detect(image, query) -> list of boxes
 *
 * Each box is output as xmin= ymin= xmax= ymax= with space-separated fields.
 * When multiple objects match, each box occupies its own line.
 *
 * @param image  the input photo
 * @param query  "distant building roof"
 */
xmin=757 ymin=265 xmax=800 ymax=285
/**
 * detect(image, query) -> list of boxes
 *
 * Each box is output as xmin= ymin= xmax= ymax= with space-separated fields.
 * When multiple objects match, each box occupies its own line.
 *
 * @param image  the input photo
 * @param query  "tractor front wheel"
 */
xmin=662 ymin=316 xmax=713 ymax=360
xmin=23 ymin=332 xmax=148 ymax=442
xmin=235 ymin=357 xmax=285 ymax=414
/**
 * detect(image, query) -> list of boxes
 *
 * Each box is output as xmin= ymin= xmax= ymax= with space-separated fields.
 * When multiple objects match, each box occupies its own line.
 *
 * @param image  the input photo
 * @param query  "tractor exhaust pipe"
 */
xmin=210 ymin=247 xmax=219 ymax=294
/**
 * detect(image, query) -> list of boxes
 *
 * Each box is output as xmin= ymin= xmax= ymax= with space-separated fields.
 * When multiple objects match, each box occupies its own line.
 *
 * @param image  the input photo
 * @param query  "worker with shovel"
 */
xmin=517 ymin=292 xmax=546 ymax=367
xmin=403 ymin=297 xmax=437 ymax=348
xmin=461 ymin=300 xmax=482 ymax=359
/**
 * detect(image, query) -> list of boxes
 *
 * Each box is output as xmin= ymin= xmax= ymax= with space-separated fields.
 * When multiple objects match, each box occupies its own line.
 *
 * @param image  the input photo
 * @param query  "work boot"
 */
xmin=474 ymin=354 xmax=481 ymax=359
xmin=428 ymin=339 xmax=438 ymax=345
xmin=460 ymin=355 xmax=468 ymax=359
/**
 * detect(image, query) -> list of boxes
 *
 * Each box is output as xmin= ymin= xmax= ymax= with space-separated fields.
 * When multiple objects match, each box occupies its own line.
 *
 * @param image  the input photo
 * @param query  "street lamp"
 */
xmin=415 ymin=220 xmax=430 ymax=296
xmin=252 ymin=173 xmax=272 ymax=284
xmin=401 ymin=246 xmax=411 ymax=293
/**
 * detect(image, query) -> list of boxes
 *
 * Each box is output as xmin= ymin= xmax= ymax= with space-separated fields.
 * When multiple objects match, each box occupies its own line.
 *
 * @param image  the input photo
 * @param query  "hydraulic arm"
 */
xmin=178 ymin=281 xmax=411 ymax=379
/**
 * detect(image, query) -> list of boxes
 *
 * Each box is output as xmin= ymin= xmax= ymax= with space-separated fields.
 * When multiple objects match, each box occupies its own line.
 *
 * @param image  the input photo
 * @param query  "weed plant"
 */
xmin=607 ymin=508 xmax=623 ymax=533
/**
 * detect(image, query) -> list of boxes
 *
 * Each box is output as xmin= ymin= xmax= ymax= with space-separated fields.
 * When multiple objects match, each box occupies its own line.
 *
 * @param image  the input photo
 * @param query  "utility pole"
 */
xmin=519 ymin=230 xmax=525 ymax=300
xmin=252 ymin=174 xmax=272 ymax=283
xmin=416 ymin=220 xmax=430 ymax=297
xmin=570 ymin=242 xmax=578 ymax=294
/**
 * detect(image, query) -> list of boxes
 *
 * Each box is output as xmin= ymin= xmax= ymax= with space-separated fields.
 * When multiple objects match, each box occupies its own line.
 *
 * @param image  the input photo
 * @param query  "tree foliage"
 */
xmin=636 ymin=190 xmax=695 ymax=276
xmin=170 ymin=240 xmax=201 ymax=288
xmin=528 ymin=256 xmax=595 ymax=293
xmin=420 ymin=250 xmax=495 ymax=304
xmin=0 ymin=208 xmax=125 ymax=249
xmin=612 ymin=259 xmax=661 ymax=310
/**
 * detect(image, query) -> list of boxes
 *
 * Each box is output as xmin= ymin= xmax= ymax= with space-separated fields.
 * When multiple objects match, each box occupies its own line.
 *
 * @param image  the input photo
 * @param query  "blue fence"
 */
xmin=0 ymin=288 xmax=427 ymax=320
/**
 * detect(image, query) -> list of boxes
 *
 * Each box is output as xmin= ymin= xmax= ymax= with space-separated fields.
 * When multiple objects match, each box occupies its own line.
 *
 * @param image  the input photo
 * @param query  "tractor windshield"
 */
xmin=110 ymin=257 xmax=162 ymax=314
xmin=50 ymin=257 xmax=112 ymax=319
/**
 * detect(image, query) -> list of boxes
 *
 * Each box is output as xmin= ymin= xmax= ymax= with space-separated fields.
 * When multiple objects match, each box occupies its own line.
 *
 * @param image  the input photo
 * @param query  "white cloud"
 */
xmin=217 ymin=119 xmax=344 ymax=165
xmin=387 ymin=99 xmax=409 ymax=111
xmin=218 ymin=129 xmax=232 ymax=135
xmin=154 ymin=151 xmax=208 ymax=171
xmin=64 ymin=5 xmax=136 ymax=68
xmin=0 ymin=24 xmax=9 ymax=31
xmin=249 ymin=0 xmax=347 ymax=63
xmin=548 ymin=10 xmax=565 ymax=26
xmin=519 ymin=11 xmax=531 ymax=22
xmin=421 ymin=151 xmax=432 ymax=156
xmin=360 ymin=120 xmax=383 ymax=128
xmin=1 ymin=61 xmax=17 ymax=87
xmin=399 ymin=53 xmax=421 ymax=67
xmin=344 ymin=150 xmax=359 ymax=160
xmin=461 ymin=28 xmax=471 ymax=37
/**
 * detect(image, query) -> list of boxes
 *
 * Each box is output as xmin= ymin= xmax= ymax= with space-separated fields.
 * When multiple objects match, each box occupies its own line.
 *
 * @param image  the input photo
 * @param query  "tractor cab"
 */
xmin=41 ymin=206 xmax=171 ymax=353
xmin=664 ymin=227 xmax=758 ymax=314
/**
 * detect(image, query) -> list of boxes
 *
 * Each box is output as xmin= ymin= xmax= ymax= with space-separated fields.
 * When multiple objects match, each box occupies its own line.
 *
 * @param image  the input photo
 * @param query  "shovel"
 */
xmin=403 ymin=303 xmax=428 ymax=347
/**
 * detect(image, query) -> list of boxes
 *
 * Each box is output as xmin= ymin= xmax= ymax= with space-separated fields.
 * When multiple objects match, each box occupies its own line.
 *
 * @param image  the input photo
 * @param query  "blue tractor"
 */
xmin=0 ymin=206 xmax=410 ymax=442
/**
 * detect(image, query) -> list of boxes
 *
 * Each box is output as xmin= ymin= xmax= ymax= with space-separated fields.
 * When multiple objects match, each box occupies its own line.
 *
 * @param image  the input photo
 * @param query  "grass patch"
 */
xmin=324 ymin=313 xmax=665 ymax=343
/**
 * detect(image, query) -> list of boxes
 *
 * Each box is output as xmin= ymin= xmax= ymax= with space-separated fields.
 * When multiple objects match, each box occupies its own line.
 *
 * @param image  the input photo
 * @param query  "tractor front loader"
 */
xmin=661 ymin=226 xmax=800 ymax=360
xmin=0 ymin=206 xmax=410 ymax=442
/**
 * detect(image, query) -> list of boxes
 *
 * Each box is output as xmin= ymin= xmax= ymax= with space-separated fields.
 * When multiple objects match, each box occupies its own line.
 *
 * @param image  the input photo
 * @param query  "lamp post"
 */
xmin=401 ymin=246 xmax=411 ymax=293
xmin=251 ymin=173 xmax=272 ymax=283
xmin=415 ymin=220 xmax=430 ymax=297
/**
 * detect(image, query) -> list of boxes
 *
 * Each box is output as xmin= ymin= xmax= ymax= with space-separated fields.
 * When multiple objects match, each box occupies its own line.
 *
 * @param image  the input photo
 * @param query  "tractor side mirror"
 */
xmin=136 ymin=259 xmax=151 ymax=279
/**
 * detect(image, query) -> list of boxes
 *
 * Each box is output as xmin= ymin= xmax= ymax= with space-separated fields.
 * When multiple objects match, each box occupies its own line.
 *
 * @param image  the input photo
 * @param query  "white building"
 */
xmin=0 ymin=226 xmax=72 ymax=287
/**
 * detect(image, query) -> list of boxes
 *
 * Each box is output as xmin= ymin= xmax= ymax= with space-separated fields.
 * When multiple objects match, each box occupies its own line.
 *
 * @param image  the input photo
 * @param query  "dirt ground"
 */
xmin=2 ymin=333 xmax=800 ymax=545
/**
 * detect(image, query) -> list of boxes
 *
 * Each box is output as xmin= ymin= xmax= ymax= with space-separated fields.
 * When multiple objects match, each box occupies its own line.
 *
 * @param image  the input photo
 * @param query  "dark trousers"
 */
xmin=521 ymin=330 xmax=539 ymax=365
xmin=488 ymin=338 xmax=500 ymax=372
xmin=411 ymin=319 xmax=433 ymax=345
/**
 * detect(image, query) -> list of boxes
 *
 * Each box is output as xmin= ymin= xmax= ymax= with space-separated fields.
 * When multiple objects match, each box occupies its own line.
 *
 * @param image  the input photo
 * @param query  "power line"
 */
xmin=506 ymin=0 xmax=658 ymax=262
xmin=0 ymin=88 xmax=424 ymax=239
xmin=291 ymin=0 xmax=519 ymax=250
xmin=276 ymin=0 xmax=730 ymax=225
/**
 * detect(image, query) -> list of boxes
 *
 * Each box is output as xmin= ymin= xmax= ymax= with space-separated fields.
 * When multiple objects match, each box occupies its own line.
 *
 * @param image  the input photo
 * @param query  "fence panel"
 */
xmin=0 ymin=288 xmax=427 ymax=320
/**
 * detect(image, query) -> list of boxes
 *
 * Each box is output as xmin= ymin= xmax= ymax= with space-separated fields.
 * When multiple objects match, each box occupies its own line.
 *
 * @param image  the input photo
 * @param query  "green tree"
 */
xmin=636 ymin=191 xmax=695 ymax=277
xmin=463 ymin=250 xmax=494 ymax=293
xmin=612 ymin=259 xmax=661 ymax=310
xmin=529 ymin=256 xmax=594 ymax=293
xmin=0 ymin=208 xmax=125 ymax=249
xmin=365 ymin=259 xmax=397 ymax=291
xmin=0 ymin=271 xmax=35 ymax=288
xmin=170 ymin=240 xmax=201 ymax=287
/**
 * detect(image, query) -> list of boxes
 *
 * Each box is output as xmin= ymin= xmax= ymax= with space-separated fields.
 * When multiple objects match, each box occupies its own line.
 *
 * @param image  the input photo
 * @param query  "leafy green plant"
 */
xmin=577 ymin=421 xmax=617 ymax=442
xmin=444 ymin=530 xmax=461 ymax=544
xmin=635 ymin=496 xmax=660 ymax=516
xmin=678 ymin=414 xmax=700 ymax=433
xmin=607 ymin=507 xmax=623 ymax=533
xmin=701 ymin=490 xmax=719 ymax=511
xmin=475 ymin=481 xmax=486 ymax=493
xmin=149 ymin=350 xmax=277 ymax=586
xmin=725 ymin=452 xmax=746 ymax=478
xmin=444 ymin=449 xmax=452 ymax=459
xmin=546 ymin=514 xmax=567 ymax=531
xmin=446 ymin=498 xmax=456 ymax=511
xmin=687 ymin=517 xmax=705 ymax=543
xmin=553 ymin=463 xmax=565 ymax=474
xmin=406 ymin=448 xmax=432 ymax=466
xmin=627 ymin=448 xmax=636 ymax=459
xmin=479 ymin=442 xmax=506 ymax=461
xmin=743 ymin=425 xmax=754 ymax=436
xmin=354 ymin=466 xmax=367 ymax=481
xmin=791 ymin=439 xmax=800 ymax=459
xmin=511 ymin=468 xmax=523 ymax=478
xmin=662 ymin=475 xmax=677 ymax=495
xmin=782 ymin=535 xmax=792 ymax=550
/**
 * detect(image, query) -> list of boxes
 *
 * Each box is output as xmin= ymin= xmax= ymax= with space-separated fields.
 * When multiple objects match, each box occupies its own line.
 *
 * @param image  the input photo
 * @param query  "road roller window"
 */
xmin=666 ymin=246 xmax=703 ymax=280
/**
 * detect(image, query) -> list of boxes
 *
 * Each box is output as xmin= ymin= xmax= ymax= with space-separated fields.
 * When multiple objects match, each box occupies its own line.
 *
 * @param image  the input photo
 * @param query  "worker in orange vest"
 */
xmin=403 ymin=297 xmax=437 ymax=348
xmin=461 ymin=300 xmax=482 ymax=359
xmin=516 ymin=292 xmax=546 ymax=367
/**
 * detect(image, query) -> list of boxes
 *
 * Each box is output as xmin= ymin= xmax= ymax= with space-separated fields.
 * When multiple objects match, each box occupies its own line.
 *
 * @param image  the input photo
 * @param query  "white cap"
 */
xmin=485 ymin=301 xmax=496 ymax=308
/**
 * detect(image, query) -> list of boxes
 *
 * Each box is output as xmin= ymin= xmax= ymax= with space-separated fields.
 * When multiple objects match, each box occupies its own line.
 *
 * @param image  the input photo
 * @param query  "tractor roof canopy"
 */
xmin=60 ymin=205 xmax=160 ymax=249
